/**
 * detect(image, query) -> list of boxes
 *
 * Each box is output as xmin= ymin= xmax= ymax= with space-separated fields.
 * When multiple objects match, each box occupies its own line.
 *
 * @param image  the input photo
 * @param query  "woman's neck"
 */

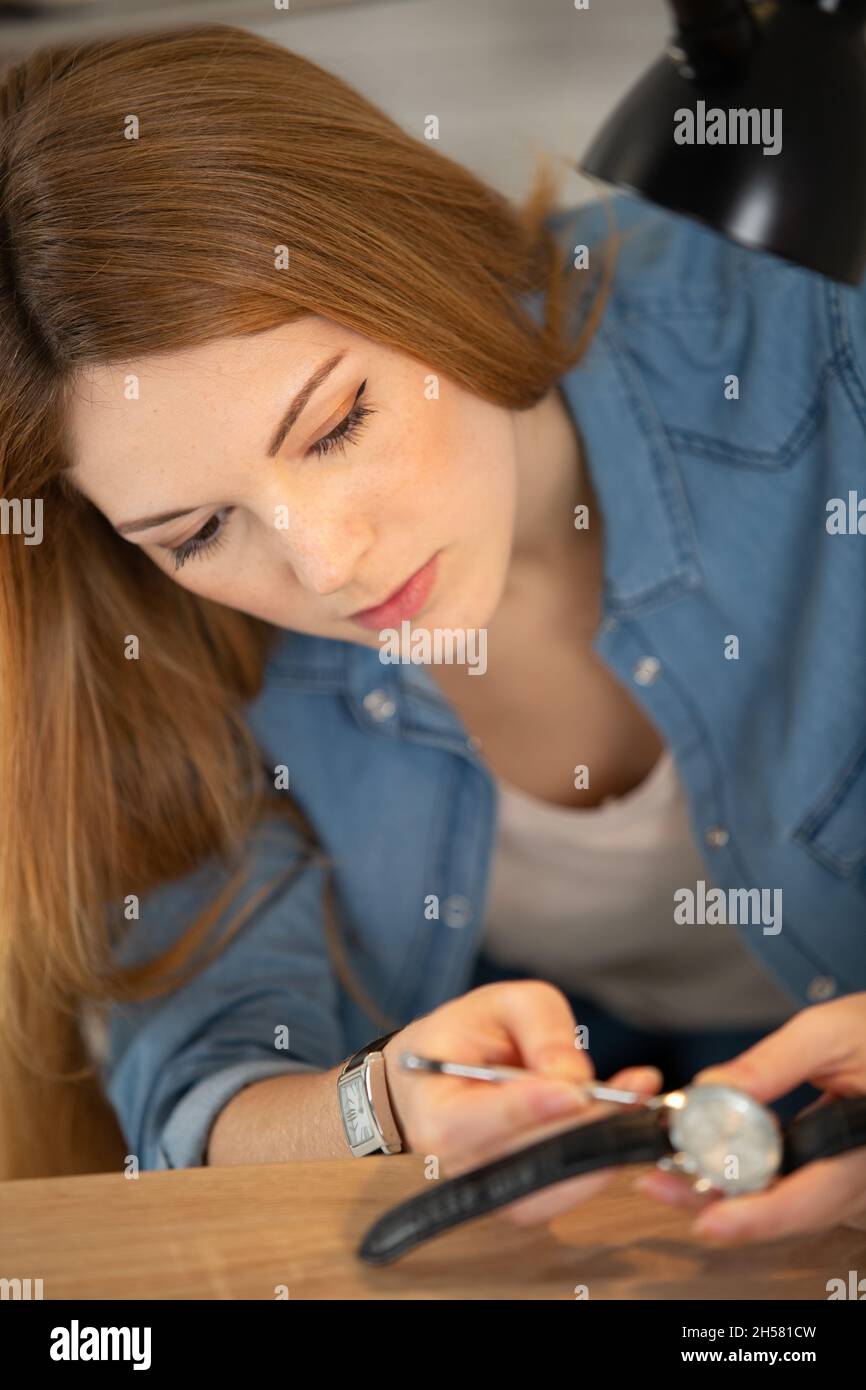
xmin=499 ymin=382 xmax=603 ymax=633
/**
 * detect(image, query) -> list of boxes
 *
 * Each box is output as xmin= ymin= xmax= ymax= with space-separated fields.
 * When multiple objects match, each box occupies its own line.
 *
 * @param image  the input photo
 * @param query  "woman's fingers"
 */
xmin=636 ymin=1150 xmax=866 ymax=1243
xmin=633 ymin=1167 xmax=717 ymax=1213
xmin=468 ymin=979 xmax=598 ymax=1085
xmin=429 ymin=1075 xmax=592 ymax=1168
xmin=496 ymin=1064 xmax=664 ymax=1225
xmin=391 ymin=988 xmax=866 ymax=1245
xmin=691 ymin=994 xmax=866 ymax=1104
xmin=434 ymin=1065 xmax=661 ymax=1185
xmin=390 ymin=981 xmax=664 ymax=1221
xmin=650 ymin=996 xmax=866 ymax=1241
xmin=418 ymin=1075 xmax=587 ymax=1172
xmin=384 ymin=980 xmax=594 ymax=1153
xmin=431 ymin=1064 xmax=661 ymax=1185
xmin=609 ymin=1064 xmax=664 ymax=1094
xmin=692 ymin=1150 xmax=866 ymax=1242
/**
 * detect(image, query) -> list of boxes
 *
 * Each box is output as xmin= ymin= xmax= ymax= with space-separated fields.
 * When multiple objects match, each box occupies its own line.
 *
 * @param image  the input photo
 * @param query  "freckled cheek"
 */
xmin=394 ymin=406 xmax=472 ymax=502
xmin=146 ymin=546 xmax=258 ymax=609
xmin=172 ymin=559 xmax=308 ymax=627
xmin=164 ymin=564 xmax=237 ymax=605
xmin=325 ymin=430 xmax=430 ymax=528
xmin=410 ymin=405 xmax=514 ymax=532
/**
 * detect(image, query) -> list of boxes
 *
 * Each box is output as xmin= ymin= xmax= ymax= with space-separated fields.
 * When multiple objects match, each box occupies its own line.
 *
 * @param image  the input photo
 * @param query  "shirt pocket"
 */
xmin=622 ymin=274 xmax=832 ymax=472
xmin=791 ymin=728 xmax=866 ymax=880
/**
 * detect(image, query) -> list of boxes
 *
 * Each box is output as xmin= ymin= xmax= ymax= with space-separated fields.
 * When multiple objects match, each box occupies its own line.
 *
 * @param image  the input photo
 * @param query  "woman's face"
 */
xmin=66 ymin=316 xmax=520 ymax=646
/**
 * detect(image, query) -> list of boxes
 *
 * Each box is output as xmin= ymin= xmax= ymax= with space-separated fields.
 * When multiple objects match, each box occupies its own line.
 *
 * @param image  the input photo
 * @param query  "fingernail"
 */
xmin=536 ymin=1084 xmax=584 ymax=1118
xmin=630 ymin=1066 xmax=662 ymax=1089
xmin=694 ymin=1210 xmax=739 ymax=1239
xmin=634 ymin=1174 xmax=693 ymax=1208
xmin=632 ymin=1173 xmax=657 ymax=1194
xmin=541 ymin=1059 xmax=591 ymax=1085
xmin=692 ymin=1068 xmax=729 ymax=1087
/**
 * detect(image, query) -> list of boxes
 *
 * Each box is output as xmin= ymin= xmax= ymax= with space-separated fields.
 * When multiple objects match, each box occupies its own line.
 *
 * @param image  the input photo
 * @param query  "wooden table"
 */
xmin=2 ymin=1157 xmax=864 ymax=1299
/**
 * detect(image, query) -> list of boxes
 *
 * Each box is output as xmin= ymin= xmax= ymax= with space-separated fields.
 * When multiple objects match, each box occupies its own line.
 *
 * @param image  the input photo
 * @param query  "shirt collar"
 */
xmin=259 ymin=626 xmax=469 ymax=746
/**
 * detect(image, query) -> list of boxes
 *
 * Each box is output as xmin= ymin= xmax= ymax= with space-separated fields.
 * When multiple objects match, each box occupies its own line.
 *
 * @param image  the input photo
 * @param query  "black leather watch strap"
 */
xmin=340 ymin=1029 xmax=401 ymax=1077
xmin=359 ymin=1107 xmax=670 ymax=1266
xmin=359 ymin=1093 xmax=866 ymax=1266
xmin=781 ymin=1095 xmax=866 ymax=1175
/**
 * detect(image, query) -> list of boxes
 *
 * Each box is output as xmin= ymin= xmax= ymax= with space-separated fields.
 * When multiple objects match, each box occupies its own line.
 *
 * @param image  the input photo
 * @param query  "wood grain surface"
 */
xmin=2 ymin=1157 xmax=864 ymax=1300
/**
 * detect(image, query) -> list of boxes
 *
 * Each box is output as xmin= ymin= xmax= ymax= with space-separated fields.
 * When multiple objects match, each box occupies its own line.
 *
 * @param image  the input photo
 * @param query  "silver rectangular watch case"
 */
xmin=338 ymin=1031 xmax=404 ymax=1157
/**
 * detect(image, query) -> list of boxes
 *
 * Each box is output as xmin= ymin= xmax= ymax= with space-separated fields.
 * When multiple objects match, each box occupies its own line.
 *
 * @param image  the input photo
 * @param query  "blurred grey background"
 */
xmin=0 ymin=0 xmax=669 ymax=207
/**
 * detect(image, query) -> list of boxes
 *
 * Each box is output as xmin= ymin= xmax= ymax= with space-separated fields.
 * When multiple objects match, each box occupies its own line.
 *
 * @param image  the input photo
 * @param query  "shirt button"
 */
xmin=705 ymin=826 xmax=730 ymax=848
xmin=466 ymin=734 xmax=482 ymax=752
xmin=633 ymin=655 xmax=661 ymax=686
xmin=442 ymin=895 xmax=472 ymax=928
xmin=600 ymin=616 xmax=619 ymax=634
xmin=362 ymin=689 xmax=396 ymax=722
xmin=806 ymin=975 xmax=836 ymax=1003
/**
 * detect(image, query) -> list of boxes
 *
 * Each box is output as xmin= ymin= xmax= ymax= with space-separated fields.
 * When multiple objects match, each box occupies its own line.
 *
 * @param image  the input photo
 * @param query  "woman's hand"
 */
xmin=382 ymin=980 xmax=662 ymax=1223
xmin=635 ymin=992 xmax=866 ymax=1243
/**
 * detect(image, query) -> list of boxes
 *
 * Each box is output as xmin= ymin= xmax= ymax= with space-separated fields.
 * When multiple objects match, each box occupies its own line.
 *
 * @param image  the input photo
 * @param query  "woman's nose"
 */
xmin=278 ymin=510 xmax=375 ymax=597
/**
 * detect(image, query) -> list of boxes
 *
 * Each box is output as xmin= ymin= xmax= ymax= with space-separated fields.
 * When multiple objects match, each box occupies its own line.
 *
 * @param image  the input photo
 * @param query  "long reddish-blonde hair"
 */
xmin=0 ymin=23 xmax=617 ymax=1179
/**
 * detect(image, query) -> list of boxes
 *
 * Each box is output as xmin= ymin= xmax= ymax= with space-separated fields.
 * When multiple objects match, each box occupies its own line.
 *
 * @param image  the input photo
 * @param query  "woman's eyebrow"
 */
xmin=115 ymin=349 xmax=348 ymax=536
xmin=265 ymin=349 xmax=347 ymax=457
xmin=116 ymin=505 xmax=202 ymax=536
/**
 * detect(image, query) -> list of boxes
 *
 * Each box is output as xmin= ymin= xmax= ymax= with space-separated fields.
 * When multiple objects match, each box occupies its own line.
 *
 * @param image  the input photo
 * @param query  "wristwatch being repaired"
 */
xmin=358 ymin=1078 xmax=866 ymax=1265
xmin=338 ymin=1030 xmax=404 ymax=1156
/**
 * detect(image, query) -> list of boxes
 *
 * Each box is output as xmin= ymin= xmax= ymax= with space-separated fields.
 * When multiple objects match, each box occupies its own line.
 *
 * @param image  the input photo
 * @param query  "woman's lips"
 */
xmin=349 ymin=552 xmax=440 ymax=631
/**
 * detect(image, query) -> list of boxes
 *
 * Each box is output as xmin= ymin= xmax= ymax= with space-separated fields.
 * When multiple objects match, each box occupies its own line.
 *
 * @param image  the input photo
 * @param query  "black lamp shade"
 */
xmin=580 ymin=0 xmax=866 ymax=285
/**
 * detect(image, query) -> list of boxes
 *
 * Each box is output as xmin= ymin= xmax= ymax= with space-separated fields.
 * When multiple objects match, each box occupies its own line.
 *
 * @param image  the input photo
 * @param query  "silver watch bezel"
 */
xmin=663 ymin=1083 xmax=783 ymax=1195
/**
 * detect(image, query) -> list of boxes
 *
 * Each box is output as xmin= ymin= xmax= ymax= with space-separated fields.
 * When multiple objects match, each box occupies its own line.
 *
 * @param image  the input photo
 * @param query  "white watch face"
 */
xmin=668 ymin=1084 xmax=783 ymax=1194
xmin=341 ymin=1074 xmax=375 ymax=1146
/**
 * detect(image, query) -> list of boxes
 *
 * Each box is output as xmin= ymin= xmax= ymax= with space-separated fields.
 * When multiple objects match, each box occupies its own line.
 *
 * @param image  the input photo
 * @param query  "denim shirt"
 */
xmin=101 ymin=193 xmax=866 ymax=1170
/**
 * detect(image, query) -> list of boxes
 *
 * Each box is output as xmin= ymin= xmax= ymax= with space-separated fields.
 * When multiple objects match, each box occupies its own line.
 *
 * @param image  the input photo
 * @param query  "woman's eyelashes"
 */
xmin=169 ymin=506 xmax=234 ymax=572
xmin=308 ymin=378 xmax=374 ymax=458
xmin=166 ymin=380 xmax=376 ymax=571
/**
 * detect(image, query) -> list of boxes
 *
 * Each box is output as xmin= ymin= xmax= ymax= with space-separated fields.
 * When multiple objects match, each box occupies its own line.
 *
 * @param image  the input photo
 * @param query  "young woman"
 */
xmin=1 ymin=24 xmax=864 ymax=1244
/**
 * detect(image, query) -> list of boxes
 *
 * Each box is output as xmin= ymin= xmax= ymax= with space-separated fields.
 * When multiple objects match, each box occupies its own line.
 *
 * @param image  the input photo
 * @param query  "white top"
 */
xmin=480 ymin=750 xmax=795 ymax=1031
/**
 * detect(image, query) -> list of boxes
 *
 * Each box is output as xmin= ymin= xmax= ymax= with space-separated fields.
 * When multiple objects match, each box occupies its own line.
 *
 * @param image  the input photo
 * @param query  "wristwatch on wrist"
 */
xmin=338 ymin=1030 xmax=404 ymax=1157
xmin=358 ymin=1083 xmax=866 ymax=1264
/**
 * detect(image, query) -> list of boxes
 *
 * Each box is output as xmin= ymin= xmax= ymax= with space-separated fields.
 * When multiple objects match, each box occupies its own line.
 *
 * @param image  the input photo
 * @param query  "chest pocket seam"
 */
xmin=665 ymin=360 xmax=834 ymax=471
xmin=791 ymin=729 xmax=866 ymax=876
